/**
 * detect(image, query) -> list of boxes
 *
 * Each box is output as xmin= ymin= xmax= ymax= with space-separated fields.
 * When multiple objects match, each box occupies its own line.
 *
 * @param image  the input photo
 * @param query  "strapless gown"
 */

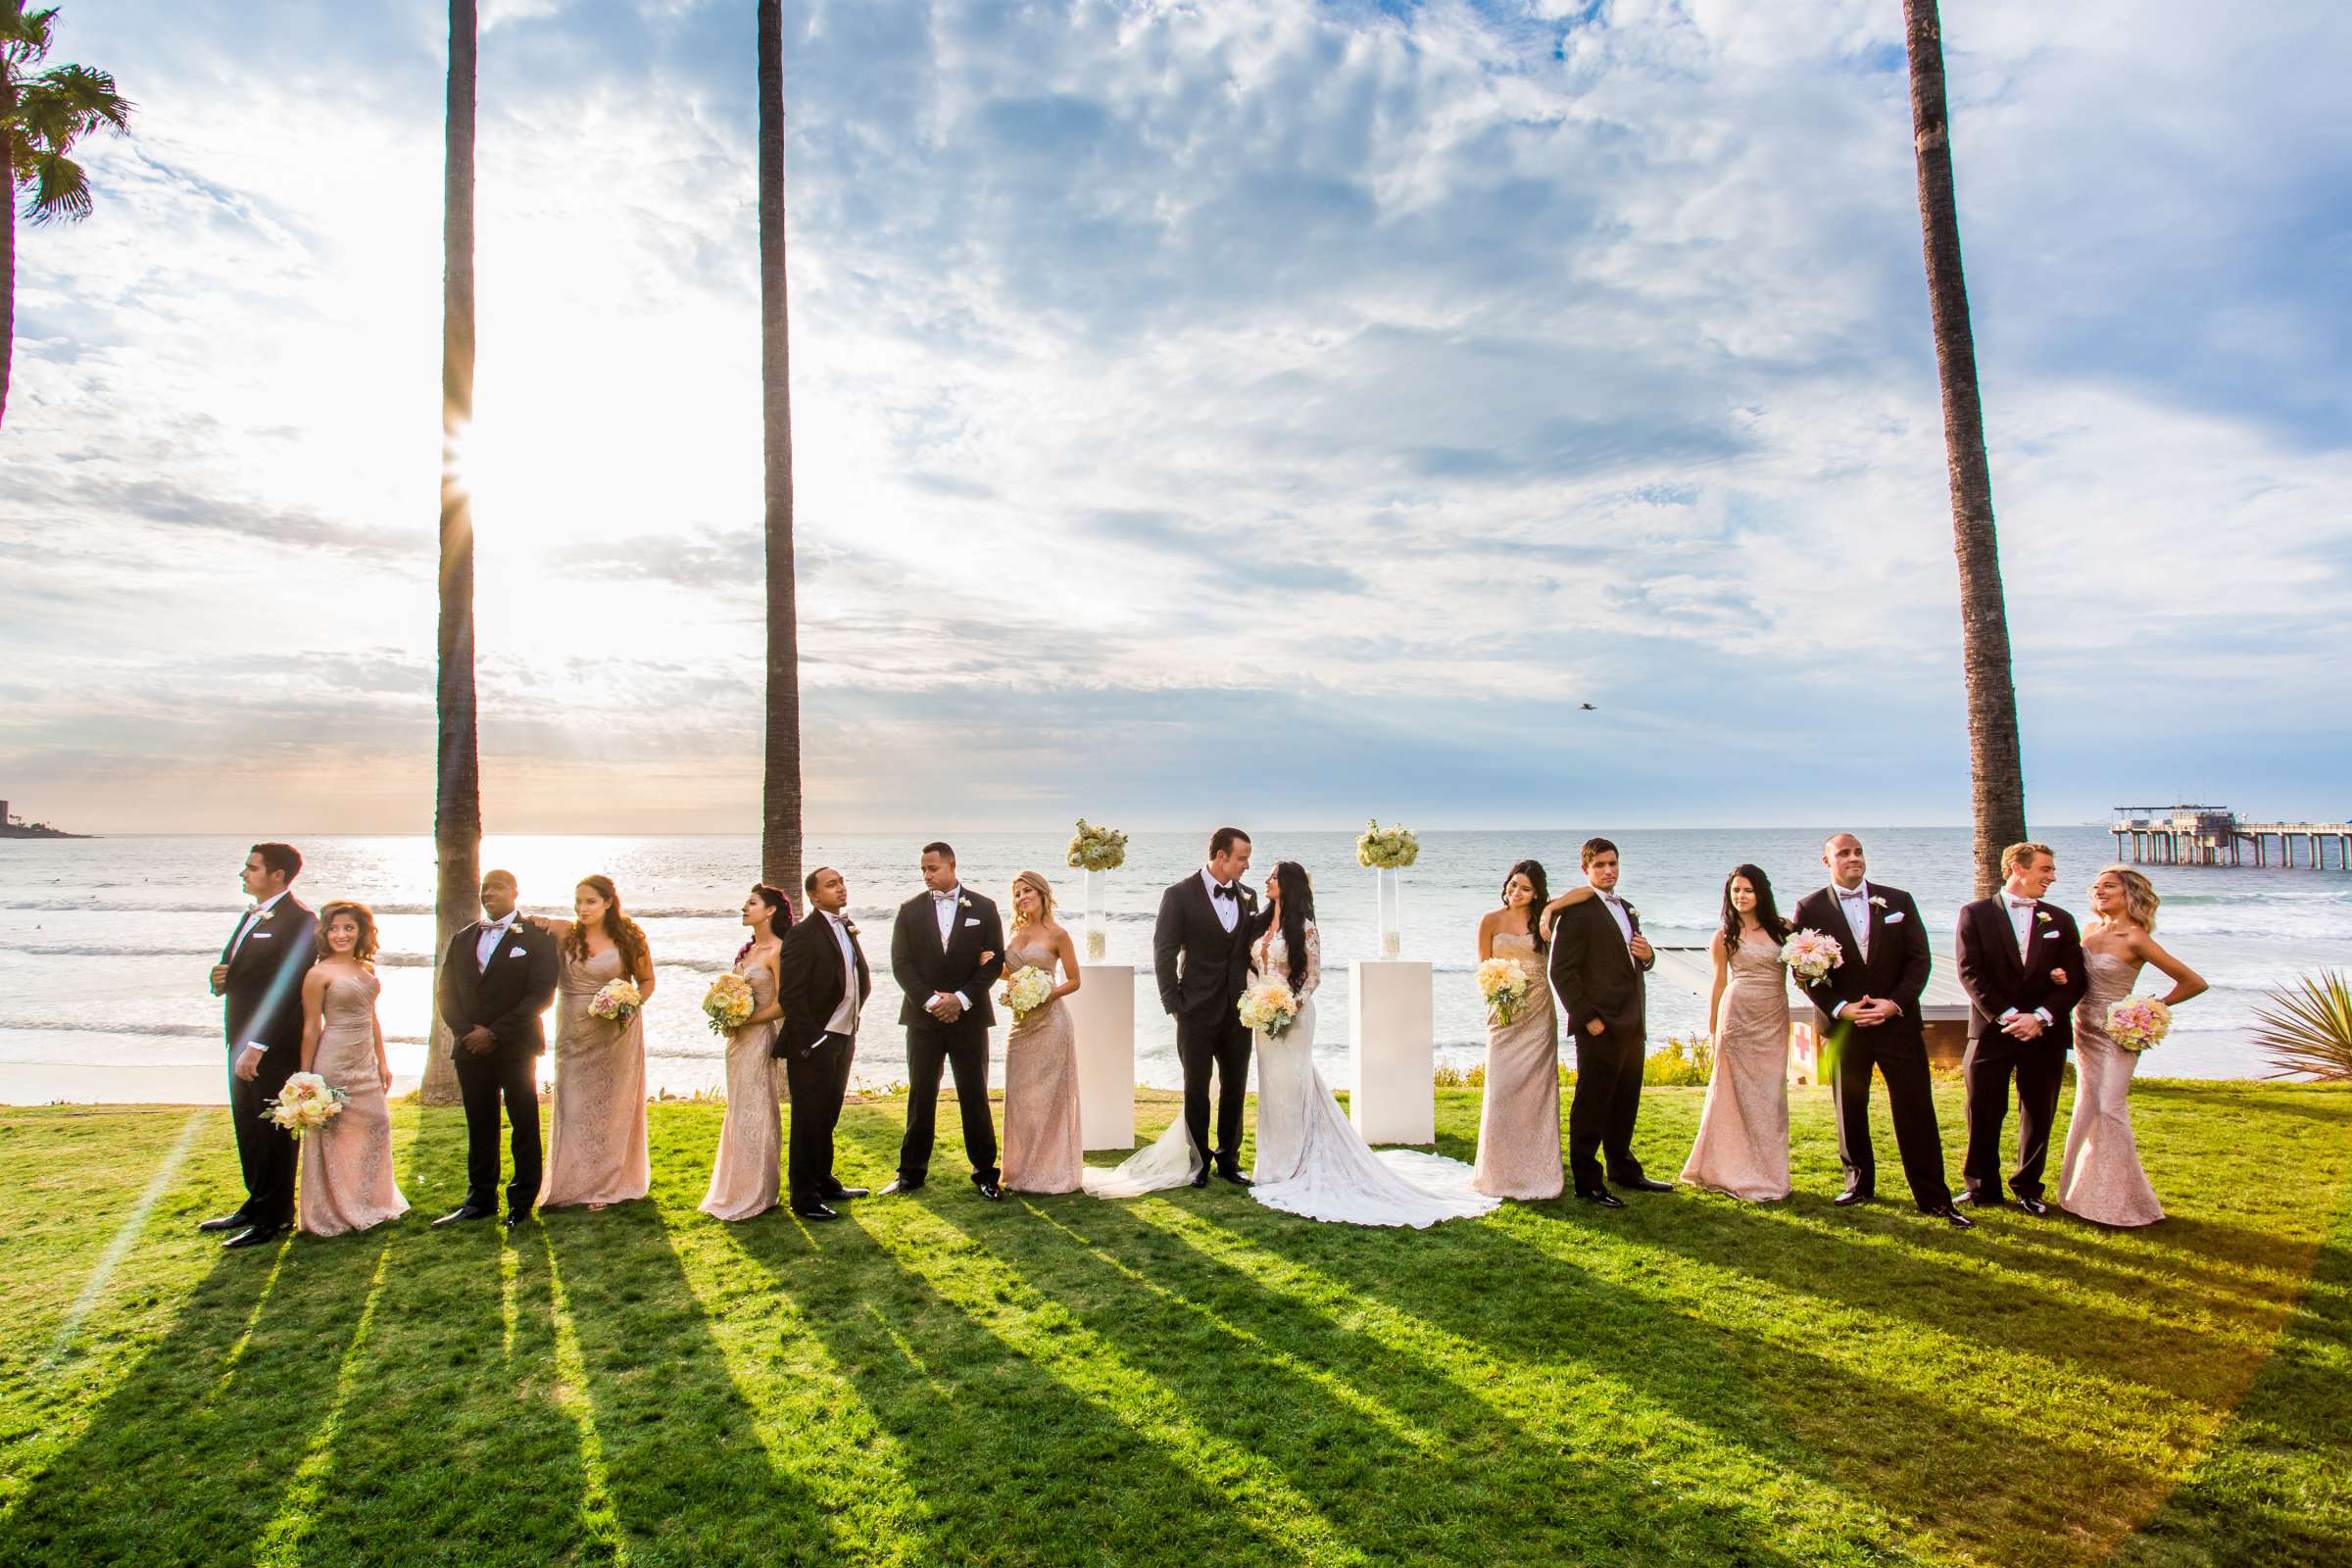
xmin=542 ymin=946 xmax=651 ymax=1208
xmin=1000 ymin=939 xmax=1083 ymax=1194
xmin=298 ymin=967 xmax=408 ymax=1237
xmin=1473 ymin=931 xmax=1563 ymax=1200
xmin=2058 ymin=952 xmax=2164 ymax=1227
xmin=701 ymin=953 xmax=782 ymax=1220
xmin=1680 ymin=935 xmax=1792 ymax=1201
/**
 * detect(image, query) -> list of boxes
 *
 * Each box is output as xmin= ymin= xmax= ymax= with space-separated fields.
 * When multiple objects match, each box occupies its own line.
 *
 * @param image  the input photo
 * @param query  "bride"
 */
xmin=1088 ymin=860 xmax=1497 ymax=1229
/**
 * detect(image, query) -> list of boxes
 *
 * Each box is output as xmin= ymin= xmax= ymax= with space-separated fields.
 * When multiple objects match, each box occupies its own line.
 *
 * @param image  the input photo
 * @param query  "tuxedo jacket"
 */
xmin=777 ymin=912 xmax=872 ymax=1057
xmin=1954 ymin=896 xmax=2089 ymax=1048
xmin=1790 ymin=883 xmax=1932 ymax=1050
xmin=891 ymin=890 xmax=1005 ymax=1030
xmin=1547 ymin=894 xmax=1654 ymax=1042
xmin=220 ymin=895 xmax=318 ymax=1056
xmin=1152 ymin=873 xmax=1260 ymax=1029
xmin=437 ymin=919 xmax=561 ymax=1059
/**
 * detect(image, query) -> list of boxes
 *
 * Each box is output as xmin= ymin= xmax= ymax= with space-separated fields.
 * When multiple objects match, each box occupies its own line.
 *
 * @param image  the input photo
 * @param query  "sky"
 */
xmin=2 ymin=0 xmax=2346 ymax=836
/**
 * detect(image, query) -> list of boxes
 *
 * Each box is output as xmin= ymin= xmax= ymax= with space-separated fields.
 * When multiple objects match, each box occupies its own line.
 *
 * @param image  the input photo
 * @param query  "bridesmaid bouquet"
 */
xmin=1002 ymin=966 xmax=1054 ymax=1019
xmin=590 ymin=977 xmax=643 ymax=1026
xmin=1780 ymin=928 xmax=1844 ymax=985
xmin=1238 ymin=975 xmax=1299 ymax=1038
xmin=1066 ymin=818 xmax=1129 ymax=872
xmin=2107 ymin=995 xmax=2174 ymax=1053
xmin=1355 ymin=820 xmax=1420 ymax=869
xmin=702 ymin=972 xmax=756 ymax=1035
xmin=1477 ymin=956 xmax=1533 ymax=1025
xmin=264 ymin=1071 xmax=348 ymax=1138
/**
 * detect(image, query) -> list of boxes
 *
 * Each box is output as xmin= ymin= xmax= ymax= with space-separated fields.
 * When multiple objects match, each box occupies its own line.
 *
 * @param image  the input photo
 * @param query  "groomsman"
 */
xmin=1954 ymin=841 xmax=2089 ymax=1214
xmin=1792 ymin=835 xmax=1970 ymax=1228
xmin=202 ymin=843 xmax=318 ymax=1250
xmin=433 ymin=869 xmax=559 ymax=1230
xmin=885 ymin=843 xmax=1006 ymax=1200
xmin=1546 ymin=838 xmax=1669 ymax=1206
xmin=1152 ymin=827 xmax=1260 ymax=1187
xmin=776 ymin=865 xmax=872 ymax=1221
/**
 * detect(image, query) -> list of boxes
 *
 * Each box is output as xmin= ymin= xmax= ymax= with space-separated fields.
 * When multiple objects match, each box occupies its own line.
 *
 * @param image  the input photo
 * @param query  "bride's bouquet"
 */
xmin=1066 ymin=818 xmax=1128 ymax=872
xmin=1001 ymin=966 xmax=1054 ymax=1020
xmin=702 ymin=972 xmax=755 ymax=1035
xmin=1477 ymin=956 xmax=1533 ymax=1025
xmin=264 ymin=1071 xmax=348 ymax=1138
xmin=1355 ymin=820 xmax=1419 ymax=870
xmin=1780 ymin=928 xmax=1844 ymax=985
xmin=590 ymin=977 xmax=643 ymax=1026
xmin=1238 ymin=975 xmax=1299 ymax=1038
xmin=2107 ymin=995 xmax=2173 ymax=1053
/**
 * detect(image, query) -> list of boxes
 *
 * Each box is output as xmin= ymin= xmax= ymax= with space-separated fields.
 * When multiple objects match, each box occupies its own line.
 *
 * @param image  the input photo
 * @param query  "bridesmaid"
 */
xmin=297 ymin=902 xmax=408 ymax=1237
xmin=999 ymin=871 xmax=1084 ymax=1195
xmin=540 ymin=875 xmax=655 ymax=1210
xmin=1471 ymin=859 xmax=1563 ymax=1200
xmin=2059 ymin=866 xmax=2205 ymax=1227
xmin=1680 ymin=864 xmax=1794 ymax=1201
xmin=701 ymin=885 xmax=791 ymax=1221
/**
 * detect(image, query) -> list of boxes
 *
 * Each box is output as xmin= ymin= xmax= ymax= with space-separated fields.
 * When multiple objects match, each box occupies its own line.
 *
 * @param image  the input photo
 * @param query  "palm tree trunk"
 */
xmin=758 ymin=0 xmax=804 ymax=906
xmin=425 ymin=0 xmax=481 ymax=1107
xmin=2 ymin=78 xmax=18 ymax=429
xmin=1902 ymin=0 xmax=2027 ymax=899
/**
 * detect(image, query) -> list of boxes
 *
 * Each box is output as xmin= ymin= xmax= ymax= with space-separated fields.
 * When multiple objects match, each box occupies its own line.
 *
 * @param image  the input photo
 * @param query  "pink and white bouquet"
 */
xmin=1477 ymin=956 xmax=1533 ymax=1025
xmin=1001 ymin=966 xmax=1054 ymax=1019
xmin=264 ymin=1071 xmax=348 ymax=1138
xmin=702 ymin=972 xmax=755 ymax=1035
xmin=590 ymin=977 xmax=643 ymax=1026
xmin=2106 ymin=995 xmax=2173 ymax=1053
xmin=1238 ymin=975 xmax=1299 ymax=1038
xmin=1780 ymin=928 xmax=1844 ymax=985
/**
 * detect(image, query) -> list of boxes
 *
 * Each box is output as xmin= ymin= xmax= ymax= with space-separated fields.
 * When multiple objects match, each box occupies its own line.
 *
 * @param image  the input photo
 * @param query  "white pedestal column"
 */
xmin=1349 ymin=959 xmax=1434 ymax=1146
xmin=1072 ymin=963 xmax=1137 ymax=1151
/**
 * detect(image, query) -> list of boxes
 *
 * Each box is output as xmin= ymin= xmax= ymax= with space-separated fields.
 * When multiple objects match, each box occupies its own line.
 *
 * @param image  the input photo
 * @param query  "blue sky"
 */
xmin=1 ymin=0 xmax=2345 ymax=834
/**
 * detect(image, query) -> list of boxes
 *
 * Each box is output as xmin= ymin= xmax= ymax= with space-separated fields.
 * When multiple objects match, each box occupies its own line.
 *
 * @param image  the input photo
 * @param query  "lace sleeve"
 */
xmin=1299 ymin=922 xmax=1322 ymax=1002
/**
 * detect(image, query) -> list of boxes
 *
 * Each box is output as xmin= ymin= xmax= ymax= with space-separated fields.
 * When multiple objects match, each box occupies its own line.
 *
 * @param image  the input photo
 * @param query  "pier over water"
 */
xmin=2111 ymin=805 xmax=2352 ymax=869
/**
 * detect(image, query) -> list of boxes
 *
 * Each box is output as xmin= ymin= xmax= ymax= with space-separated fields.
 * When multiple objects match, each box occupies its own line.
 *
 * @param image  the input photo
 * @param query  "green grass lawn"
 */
xmin=2 ymin=1080 xmax=2348 ymax=1567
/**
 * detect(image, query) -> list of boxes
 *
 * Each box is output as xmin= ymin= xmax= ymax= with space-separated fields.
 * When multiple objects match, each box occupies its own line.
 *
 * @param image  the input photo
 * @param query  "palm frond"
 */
xmin=35 ymin=64 xmax=132 ymax=130
xmin=2 ymin=7 xmax=61 ymax=67
xmin=23 ymin=147 xmax=88 ymax=223
xmin=2251 ymin=968 xmax=2352 ymax=1083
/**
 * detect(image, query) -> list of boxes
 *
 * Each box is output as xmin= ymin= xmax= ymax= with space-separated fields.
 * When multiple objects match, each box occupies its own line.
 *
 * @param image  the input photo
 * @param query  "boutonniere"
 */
xmin=956 ymin=895 xmax=972 ymax=910
xmin=844 ymin=919 xmax=860 ymax=937
xmin=1869 ymin=896 xmax=1887 ymax=909
xmin=1622 ymin=903 xmax=1639 ymax=921
xmin=2035 ymin=909 xmax=2053 ymax=924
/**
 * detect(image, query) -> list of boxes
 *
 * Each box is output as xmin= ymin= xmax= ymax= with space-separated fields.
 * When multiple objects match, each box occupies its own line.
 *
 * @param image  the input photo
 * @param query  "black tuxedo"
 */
xmin=218 ymin=894 xmax=318 ymax=1226
xmin=437 ymin=919 xmax=560 ymax=1213
xmin=777 ymin=911 xmax=870 ymax=1204
xmin=1954 ymin=895 xmax=2090 ymax=1202
xmin=1790 ymin=882 xmax=1949 ymax=1208
xmin=1546 ymin=892 xmax=1654 ymax=1194
xmin=890 ymin=889 xmax=1006 ymax=1187
xmin=1152 ymin=871 xmax=1261 ymax=1172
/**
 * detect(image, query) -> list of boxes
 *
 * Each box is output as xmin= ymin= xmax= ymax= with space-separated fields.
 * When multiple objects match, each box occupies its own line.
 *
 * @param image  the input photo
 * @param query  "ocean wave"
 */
xmin=0 ymin=1018 xmax=432 ymax=1046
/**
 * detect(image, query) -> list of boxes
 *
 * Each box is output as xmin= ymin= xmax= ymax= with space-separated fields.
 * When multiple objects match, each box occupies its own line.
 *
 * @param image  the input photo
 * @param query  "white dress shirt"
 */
xmin=1835 ymin=881 xmax=1873 ymax=960
xmin=928 ymin=888 xmax=970 ymax=1010
xmin=230 ymin=890 xmax=291 ymax=1054
xmin=1594 ymin=887 xmax=1635 ymax=950
xmin=823 ymin=912 xmax=861 ymax=1039
xmin=474 ymin=913 xmax=518 ymax=970
xmin=1201 ymin=867 xmax=1240 ymax=934
xmin=1999 ymin=894 xmax=2052 ymax=1025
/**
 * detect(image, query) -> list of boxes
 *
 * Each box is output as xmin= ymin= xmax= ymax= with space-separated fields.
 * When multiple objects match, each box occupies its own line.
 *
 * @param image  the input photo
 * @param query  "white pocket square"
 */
xmin=963 ymin=917 xmax=982 ymax=927
xmin=1885 ymin=911 xmax=1906 ymax=923
xmin=250 ymin=932 xmax=273 ymax=940
xmin=510 ymin=950 xmax=528 ymax=958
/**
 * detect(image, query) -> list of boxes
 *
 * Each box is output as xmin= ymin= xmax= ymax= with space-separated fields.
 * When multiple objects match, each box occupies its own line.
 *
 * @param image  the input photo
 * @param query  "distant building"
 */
xmin=0 ymin=800 xmax=11 ymax=827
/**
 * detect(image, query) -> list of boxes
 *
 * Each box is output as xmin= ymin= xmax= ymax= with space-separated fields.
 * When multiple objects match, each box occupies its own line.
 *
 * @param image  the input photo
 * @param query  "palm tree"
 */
xmin=425 ymin=0 xmax=479 ymax=1107
xmin=2 ymin=1 xmax=132 ymax=429
xmin=757 ymin=0 xmax=804 ymax=904
xmin=1901 ymin=0 xmax=2028 ymax=899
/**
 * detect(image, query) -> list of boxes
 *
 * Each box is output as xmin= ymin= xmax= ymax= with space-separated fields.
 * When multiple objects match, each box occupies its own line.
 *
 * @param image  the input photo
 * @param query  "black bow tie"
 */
xmin=1212 ymin=885 xmax=1236 ymax=902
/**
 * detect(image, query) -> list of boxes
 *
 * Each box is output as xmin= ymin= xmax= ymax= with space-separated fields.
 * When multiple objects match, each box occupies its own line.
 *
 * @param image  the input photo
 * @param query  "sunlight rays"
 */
xmin=253 ymin=1242 xmax=395 ymax=1565
xmin=537 ymin=1233 xmax=630 ymax=1561
xmin=47 ymin=1110 xmax=209 ymax=1367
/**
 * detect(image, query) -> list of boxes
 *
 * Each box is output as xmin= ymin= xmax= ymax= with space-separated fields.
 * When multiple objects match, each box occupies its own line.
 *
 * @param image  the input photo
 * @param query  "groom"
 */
xmin=1547 ymin=837 xmax=1669 ymax=1206
xmin=202 ymin=842 xmax=319 ymax=1250
xmin=885 ymin=842 xmax=1006 ymax=1200
xmin=775 ymin=865 xmax=872 ymax=1221
xmin=1153 ymin=827 xmax=1260 ymax=1187
xmin=434 ymin=868 xmax=559 ymax=1230
xmin=1955 ymin=841 xmax=2088 ymax=1214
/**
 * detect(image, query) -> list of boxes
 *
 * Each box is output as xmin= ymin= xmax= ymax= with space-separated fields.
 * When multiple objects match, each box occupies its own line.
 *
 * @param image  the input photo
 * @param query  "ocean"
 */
xmin=1 ymin=826 xmax=2339 ymax=1104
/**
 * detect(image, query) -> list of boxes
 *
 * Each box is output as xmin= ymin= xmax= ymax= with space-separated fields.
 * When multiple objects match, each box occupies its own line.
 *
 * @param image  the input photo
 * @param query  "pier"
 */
xmin=2111 ymin=805 xmax=2352 ymax=869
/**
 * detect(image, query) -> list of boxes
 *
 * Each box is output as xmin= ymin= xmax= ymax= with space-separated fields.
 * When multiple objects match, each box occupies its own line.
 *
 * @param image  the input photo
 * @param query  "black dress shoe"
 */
xmin=1217 ymin=1167 xmax=1254 ymax=1187
xmin=1577 ymin=1190 xmax=1628 ymax=1208
xmin=222 ymin=1223 xmax=284 ymax=1250
xmin=1926 ymin=1202 xmax=1976 ymax=1229
xmin=502 ymin=1211 xmax=531 ymax=1231
xmin=791 ymin=1201 xmax=840 ymax=1222
xmin=1190 ymin=1169 xmax=1210 ymax=1189
xmin=878 ymin=1178 xmax=924 ymax=1197
xmin=197 ymin=1211 xmax=253 ymax=1233
xmin=1614 ymin=1176 xmax=1674 ymax=1194
xmin=976 ymin=1181 xmax=1004 ymax=1201
xmin=434 ymin=1203 xmax=497 ymax=1228
xmin=827 ymin=1186 xmax=871 ymax=1201
xmin=2014 ymin=1195 xmax=2049 ymax=1217
xmin=1833 ymin=1188 xmax=1874 ymax=1207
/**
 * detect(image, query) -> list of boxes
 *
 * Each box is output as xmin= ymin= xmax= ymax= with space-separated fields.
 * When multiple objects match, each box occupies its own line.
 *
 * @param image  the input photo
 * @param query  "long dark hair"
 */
xmin=1271 ymin=860 xmax=1315 ymax=993
xmin=1718 ymin=863 xmax=1792 ymax=954
xmin=737 ymin=883 xmax=794 ymax=960
xmin=565 ymin=874 xmax=651 ymax=973
xmin=1501 ymin=858 xmax=1550 ymax=953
